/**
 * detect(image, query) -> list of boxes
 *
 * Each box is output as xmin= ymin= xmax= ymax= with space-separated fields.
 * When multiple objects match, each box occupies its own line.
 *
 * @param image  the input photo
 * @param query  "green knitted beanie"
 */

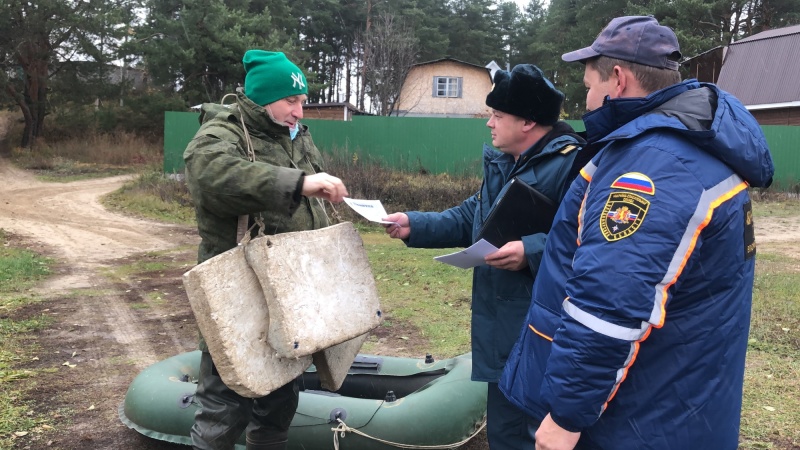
xmin=243 ymin=50 xmax=308 ymax=106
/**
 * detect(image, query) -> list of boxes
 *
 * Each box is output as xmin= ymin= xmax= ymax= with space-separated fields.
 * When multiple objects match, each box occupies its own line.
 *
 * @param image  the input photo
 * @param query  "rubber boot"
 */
xmin=245 ymin=430 xmax=289 ymax=450
xmin=191 ymin=351 xmax=251 ymax=450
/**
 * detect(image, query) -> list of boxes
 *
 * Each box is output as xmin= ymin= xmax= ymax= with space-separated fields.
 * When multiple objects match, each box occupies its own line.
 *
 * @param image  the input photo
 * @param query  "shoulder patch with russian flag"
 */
xmin=610 ymin=172 xmax=655 ymax=195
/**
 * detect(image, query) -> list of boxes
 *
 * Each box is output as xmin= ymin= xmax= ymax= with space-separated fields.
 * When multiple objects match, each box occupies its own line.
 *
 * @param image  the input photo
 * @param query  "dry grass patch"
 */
xmin=9 ymin=132 xmax=161 ymax=181
xmin=323 ymin=151 xmax=481 ymax=222
xmin=103 ymin=170 xmax=195 ymax=225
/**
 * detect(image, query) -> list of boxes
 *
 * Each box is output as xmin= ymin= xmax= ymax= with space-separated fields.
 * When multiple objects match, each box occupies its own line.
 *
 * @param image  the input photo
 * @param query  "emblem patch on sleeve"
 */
xmin=610 ymin=172 xmax=655 ymax=195
xmin=600 ymin=192 xmax=650 ymax=241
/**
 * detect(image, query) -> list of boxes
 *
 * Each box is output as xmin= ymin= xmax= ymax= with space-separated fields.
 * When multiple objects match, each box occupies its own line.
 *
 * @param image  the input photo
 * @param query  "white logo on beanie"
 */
xmin=291 ymin=72 xmax=305 ymax=89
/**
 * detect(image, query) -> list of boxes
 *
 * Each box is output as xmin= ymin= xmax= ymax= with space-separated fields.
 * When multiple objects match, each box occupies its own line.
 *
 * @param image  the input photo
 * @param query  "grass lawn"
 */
xmin=0 ymin=231 xmax=54 ymax=447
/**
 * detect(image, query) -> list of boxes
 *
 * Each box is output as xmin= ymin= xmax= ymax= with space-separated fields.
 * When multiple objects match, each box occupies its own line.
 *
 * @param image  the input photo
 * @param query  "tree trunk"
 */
xmin=13 ymin=39 xmax=50 ymax=148
xmin=359 ymin=0 xmax=372 ymax=111
xmin=5 ymin=82 xmax=34 ymax=148
xmin=34 ymin=62 xmax=47 ymax=140
xmin=345 ymin=50 xmax=352 ymax=105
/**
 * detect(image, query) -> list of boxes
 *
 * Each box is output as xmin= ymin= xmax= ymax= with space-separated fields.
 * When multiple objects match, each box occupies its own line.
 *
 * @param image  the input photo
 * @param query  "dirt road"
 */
xmin=1 ymin=158 xmax=199 ymax=449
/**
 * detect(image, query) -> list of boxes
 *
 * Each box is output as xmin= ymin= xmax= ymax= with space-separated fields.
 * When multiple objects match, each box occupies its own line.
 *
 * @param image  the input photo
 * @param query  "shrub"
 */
xmin=43 ymin=91 xmax=187 ymax=142
xmin=127 ymin=170 xmax=193 ymax=207
xmin=322 ymin=150 xmax=481 ymax=223
xmin=119 ymin=92 xmax=189 ymax=139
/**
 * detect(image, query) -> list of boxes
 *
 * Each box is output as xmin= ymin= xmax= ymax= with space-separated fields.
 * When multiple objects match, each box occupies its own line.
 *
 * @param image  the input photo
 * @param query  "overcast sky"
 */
xmin=512 ymin=0 xmax=529 ymax=10
xmin=510 ymin=0 xmax=549 ymax=12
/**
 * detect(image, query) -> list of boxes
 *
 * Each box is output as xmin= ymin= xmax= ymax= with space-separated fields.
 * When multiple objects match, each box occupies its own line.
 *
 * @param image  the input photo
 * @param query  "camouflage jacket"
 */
xmin=184 ymin=91 xmax=329 ymax=264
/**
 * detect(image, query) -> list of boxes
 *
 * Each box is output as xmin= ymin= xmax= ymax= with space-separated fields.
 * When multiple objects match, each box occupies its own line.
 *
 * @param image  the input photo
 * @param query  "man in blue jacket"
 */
xmin=500 ymin=16 xmax=774 ymax=450
xmin=384 ymin=64 xmax=584 ymax=450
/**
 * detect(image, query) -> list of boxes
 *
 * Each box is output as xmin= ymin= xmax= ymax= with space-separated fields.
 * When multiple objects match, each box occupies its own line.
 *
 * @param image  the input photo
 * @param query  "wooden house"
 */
xmin=393 ymin=58 xmax=493 ymax=118
xmin=715 ymin=24 xmax=800 ymax=125
xmin=303 ymin=102 xmax=368 ymax=121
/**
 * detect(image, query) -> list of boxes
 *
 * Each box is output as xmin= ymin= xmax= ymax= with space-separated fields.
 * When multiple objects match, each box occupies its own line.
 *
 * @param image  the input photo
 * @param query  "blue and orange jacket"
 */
xmin=500 ymin=80 xmax=774 ymax=449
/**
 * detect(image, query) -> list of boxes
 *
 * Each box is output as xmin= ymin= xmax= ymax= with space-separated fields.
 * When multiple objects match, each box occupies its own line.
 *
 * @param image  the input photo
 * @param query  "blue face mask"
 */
xmin=290 ymin=124 xmax=299 ymax=140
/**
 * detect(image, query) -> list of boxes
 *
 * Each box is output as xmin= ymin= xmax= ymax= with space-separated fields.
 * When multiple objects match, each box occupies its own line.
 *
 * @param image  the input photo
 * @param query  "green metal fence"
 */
xmin=163 ymin=112 xmax=557 ymax=175
xmin=164 ymin=112 xmax=797 ymax=187
xmin=761 ymin=125 xmax=800 ymax=188
xmin=164 ymin=112 xmax=203 ymax=174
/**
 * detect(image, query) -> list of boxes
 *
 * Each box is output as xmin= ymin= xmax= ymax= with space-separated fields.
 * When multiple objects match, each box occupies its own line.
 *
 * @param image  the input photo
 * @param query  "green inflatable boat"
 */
xmin=120 ymin=351 xmax=487 ymax=449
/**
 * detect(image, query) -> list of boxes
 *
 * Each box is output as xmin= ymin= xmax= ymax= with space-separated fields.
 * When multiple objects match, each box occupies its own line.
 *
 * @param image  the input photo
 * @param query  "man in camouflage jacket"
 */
xmin=183 ymin=50 xmax=348 ymax=450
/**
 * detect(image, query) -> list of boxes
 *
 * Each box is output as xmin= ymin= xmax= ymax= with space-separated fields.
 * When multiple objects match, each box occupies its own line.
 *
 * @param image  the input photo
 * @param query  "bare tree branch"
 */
xmin=361 ymin=12 xmax=417 ymax=116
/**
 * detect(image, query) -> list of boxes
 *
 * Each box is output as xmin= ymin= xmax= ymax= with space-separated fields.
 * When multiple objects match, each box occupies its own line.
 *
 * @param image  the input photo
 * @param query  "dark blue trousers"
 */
xmin=487 ymin=382 xmax=535 ymax=450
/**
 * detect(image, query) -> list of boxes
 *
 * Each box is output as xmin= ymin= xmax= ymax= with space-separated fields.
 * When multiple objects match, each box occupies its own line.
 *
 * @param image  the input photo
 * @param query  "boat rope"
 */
xmin=331 ymin=416 xmax=487 ymax=450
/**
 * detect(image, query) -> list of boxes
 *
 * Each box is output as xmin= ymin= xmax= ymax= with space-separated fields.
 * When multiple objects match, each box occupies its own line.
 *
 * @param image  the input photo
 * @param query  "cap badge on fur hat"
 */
xmin=485 ymin=64 xmax=564 ymax=126
xmin=562 ymin=16 xmax=682 ymax=70
xmin=243 ymin=50 xmax=308 ymax=106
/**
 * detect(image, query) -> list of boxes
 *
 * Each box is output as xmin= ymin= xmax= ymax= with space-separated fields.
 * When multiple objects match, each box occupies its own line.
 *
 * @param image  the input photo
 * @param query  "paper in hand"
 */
xmin=434 ymin=239 xmax=499 ymax=269
xmin=343 ymin=198 xmax=398 ymax=225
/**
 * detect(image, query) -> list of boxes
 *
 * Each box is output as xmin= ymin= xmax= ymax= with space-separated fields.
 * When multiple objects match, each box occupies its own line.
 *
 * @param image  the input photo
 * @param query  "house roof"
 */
xmin=304 ymin=102 xmax=366 ymax=113
xmin=716 ymin=24 xmax=800 ymax=106
xmin=409 ymin=57 xmax=492 ymax=84
xmin=682 ymin=45 xmax=725 ymax=65
xmin=303 ymin=102 xmax=372 ymax=119
xmin=734 ymin=24 xmax=800 ymax=43
xmin=412 ymin=57 xmax=490 ymax=71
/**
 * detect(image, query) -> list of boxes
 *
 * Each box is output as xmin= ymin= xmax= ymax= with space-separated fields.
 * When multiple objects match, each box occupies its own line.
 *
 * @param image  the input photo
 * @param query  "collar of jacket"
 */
xmin=516 ymin=121 xmax=582 ymax=165
xmin=235 ymin=91 xmax=308 ymax=140
xmin=484 ymin=120 xmax=581 ymax=170
xmin=582 ymin=79 xmax=700 ymax=144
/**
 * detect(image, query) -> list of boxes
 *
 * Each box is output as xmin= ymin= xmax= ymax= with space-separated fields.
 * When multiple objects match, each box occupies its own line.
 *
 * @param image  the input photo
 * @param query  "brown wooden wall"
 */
xmin=304 ymin=106 xmax=348 ymax=121
xmin=683 ymin=48 xmax=724 ymax=83
xmin=751 ymin=107 xmax=800 ymax=126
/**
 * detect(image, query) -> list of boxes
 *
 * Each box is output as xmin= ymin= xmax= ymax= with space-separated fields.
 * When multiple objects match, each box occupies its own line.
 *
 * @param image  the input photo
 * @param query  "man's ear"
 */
xmin=612 ymin=65 xmax=627 ymax=98
xmin=522 ymin=119 xmax=537 ymax=132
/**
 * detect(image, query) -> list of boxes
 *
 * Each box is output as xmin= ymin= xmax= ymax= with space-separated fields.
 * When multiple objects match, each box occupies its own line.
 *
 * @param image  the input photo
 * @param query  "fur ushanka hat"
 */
xmin=486 ymin=64 xmax=564 ymax=125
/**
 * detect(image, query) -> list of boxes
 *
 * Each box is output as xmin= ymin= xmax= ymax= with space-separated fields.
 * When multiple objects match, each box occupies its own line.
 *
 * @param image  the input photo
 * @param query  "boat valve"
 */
xmin=425 ymin=354 xmax=434 ymax=364
xmin=384 ymin=390 xmax=397 ymax=403
xmin=178 ymin=393 xmax=195 ymax=409
xmin=329 ymin=407 xmax=347 ymax=423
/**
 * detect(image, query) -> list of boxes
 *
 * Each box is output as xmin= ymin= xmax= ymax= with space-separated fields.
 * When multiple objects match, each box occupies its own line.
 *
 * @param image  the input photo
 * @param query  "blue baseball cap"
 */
xmin=562 ymin=16 xmax=682 ymax=70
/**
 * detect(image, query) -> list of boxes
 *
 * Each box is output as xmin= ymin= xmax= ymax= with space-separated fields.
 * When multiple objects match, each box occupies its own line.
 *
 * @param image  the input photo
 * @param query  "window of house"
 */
xmin=433 ymin=76 xmax=462 ymax=98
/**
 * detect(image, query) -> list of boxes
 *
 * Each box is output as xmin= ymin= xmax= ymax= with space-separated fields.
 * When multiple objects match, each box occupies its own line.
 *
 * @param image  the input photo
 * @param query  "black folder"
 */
xmin=476 ymin=177 xmax=557 ymax=248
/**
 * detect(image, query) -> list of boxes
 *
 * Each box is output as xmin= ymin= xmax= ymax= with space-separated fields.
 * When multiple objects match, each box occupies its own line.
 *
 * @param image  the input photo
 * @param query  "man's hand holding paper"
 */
xmin=485 ymin=240 xmax=528 ymax=271
xmin=383 ymin=213 xmax=410 ymax=239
